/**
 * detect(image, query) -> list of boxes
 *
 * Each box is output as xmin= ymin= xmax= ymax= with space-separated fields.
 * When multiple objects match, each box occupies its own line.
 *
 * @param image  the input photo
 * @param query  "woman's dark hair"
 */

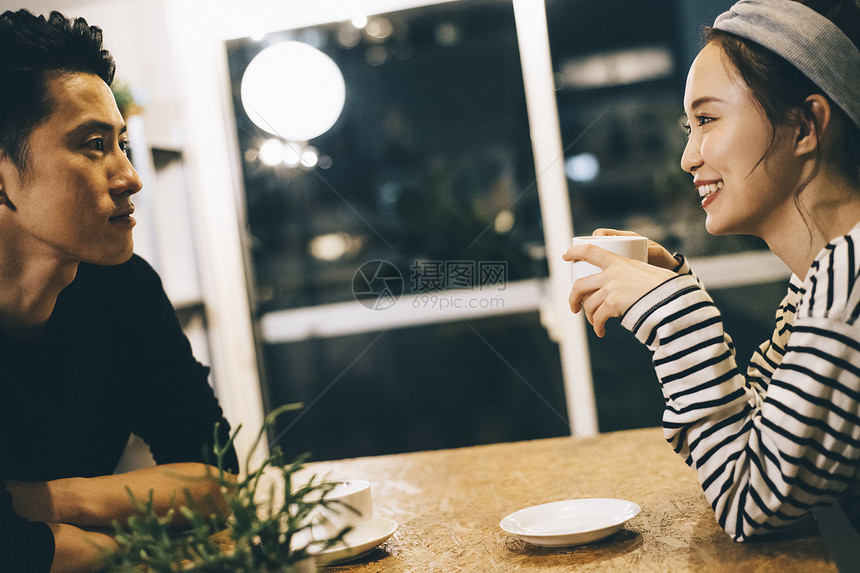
xmin=0 ymin=10 xmax=115 ymax=173
xmin=703 ymin=0 xmax=859 ymax=188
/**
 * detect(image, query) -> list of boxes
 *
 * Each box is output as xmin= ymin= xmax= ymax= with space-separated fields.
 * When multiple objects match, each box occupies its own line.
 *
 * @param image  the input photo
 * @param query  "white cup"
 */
xmin=308 ymin=479 xmax=373 ymax=537
xmin=572 ymin=235 xmax=648 ymax=280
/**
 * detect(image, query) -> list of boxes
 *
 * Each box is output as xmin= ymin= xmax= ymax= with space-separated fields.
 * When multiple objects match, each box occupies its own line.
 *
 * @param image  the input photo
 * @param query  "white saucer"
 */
xmin=500 ymin=498 xmax=640 ymax=547
xmin=293 ymin=516 xmax=398 ymax=565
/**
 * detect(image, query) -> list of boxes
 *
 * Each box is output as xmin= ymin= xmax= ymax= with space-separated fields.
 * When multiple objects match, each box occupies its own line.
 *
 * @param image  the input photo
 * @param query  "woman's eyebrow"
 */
xmin=688 ymin=96 xmax=726 ymax=111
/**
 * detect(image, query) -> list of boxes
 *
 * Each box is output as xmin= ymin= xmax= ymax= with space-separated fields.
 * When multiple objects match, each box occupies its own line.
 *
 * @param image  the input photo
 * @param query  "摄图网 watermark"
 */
xmin=352 ymin=259 xmax=508 ymax=311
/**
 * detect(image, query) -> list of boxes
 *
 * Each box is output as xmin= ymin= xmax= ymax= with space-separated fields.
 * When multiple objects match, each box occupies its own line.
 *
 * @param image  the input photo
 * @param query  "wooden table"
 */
xmin=296 ymin=427 xmax=835 ymax=572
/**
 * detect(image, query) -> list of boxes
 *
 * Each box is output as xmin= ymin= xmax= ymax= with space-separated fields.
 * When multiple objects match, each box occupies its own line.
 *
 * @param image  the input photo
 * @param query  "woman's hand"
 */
xmin=591 ymin=228 xmax=681 ymax=271
xmin=563 ymin=237 xmax=677 ymax=338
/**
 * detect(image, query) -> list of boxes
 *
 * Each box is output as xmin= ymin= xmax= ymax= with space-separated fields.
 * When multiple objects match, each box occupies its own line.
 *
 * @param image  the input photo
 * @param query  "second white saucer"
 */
xmin=500 ymin=498 xmax=640 ymax=547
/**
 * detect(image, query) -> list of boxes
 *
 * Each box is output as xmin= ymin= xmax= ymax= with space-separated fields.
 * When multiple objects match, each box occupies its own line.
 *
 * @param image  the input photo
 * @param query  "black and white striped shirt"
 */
xmin=621 ymin=227 xmax=860 ymax=541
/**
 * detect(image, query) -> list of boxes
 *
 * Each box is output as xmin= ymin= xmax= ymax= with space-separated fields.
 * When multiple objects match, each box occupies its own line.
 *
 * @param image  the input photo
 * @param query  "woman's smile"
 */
xmin=697 ymin=180 xmax=724 ymax=207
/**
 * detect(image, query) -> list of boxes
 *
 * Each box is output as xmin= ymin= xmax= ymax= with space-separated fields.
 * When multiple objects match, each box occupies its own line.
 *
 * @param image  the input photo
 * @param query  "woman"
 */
xmin=565 ymin=0 xmax=860 ymax=541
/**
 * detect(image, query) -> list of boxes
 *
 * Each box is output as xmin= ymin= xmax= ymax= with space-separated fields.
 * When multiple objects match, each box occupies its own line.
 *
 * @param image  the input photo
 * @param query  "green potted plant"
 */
xmin=107 ymin=404 xmax=349 ymax=572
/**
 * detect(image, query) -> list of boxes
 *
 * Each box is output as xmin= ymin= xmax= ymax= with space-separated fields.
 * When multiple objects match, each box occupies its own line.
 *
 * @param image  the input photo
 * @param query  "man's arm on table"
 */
xmin=47 ymin=523 xmax=117 ymax=573
xmin=6 ymin=463 xmax=235 ymax=573
xmin=5 ymin=462 xmax=233 ymax=528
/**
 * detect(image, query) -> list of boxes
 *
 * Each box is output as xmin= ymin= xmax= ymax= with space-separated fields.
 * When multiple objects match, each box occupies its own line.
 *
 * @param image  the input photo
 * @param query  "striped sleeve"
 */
xmin=745 ymin=279 xmax=800 ymax=406
xmin=620 ymin=236 xmax=860 ymax=541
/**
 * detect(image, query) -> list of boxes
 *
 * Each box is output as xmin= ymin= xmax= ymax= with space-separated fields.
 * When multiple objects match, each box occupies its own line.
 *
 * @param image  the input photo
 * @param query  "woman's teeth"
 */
xmin=697 ymin=181 xmax=723 ymax=199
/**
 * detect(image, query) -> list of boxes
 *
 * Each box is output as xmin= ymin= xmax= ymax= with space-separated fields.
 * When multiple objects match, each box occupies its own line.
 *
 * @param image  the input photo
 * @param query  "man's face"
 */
xmin=0 ymin=72 xmax=142 ymax=266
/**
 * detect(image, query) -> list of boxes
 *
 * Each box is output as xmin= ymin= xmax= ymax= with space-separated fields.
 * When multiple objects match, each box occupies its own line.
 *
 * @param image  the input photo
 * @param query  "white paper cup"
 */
xmin=572 ymin=235 xmax=648 ymax=280
xmin=308 ymin=479 xmax=372 ymax=537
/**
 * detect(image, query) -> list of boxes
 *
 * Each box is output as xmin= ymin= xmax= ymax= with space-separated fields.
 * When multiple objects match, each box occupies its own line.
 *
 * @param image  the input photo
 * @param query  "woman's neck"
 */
xmin=763 ymin=173 xmax=860 ymax=278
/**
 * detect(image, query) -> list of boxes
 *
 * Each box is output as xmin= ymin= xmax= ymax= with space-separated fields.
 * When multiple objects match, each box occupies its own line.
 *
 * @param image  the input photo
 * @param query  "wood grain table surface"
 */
xmin=294 ymin=427 xmax=836 ymax=573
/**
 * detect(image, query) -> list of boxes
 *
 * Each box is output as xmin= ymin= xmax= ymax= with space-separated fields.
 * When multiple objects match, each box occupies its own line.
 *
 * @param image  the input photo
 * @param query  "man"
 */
xmin=0 ymin=10 xmax=239 ymax=572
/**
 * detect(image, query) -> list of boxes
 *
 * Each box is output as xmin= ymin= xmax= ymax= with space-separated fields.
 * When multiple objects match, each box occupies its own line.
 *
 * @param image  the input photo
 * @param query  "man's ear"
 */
xmin=795 ymin=94 xmax=832 ymax=156
xmin=0 ymin=162 xmax=17 ymax=211
xmin=0 ymin=187 xmax=13 ymax=210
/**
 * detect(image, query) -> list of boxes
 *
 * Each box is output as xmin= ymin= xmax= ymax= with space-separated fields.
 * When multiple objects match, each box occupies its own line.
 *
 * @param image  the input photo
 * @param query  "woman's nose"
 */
xmin=680 ymin=136 xmax=703 ymax=174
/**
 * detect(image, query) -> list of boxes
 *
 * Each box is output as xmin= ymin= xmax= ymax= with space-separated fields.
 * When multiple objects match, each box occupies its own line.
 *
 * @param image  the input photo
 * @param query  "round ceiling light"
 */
xmin=241 ymin=41 xmax=346 ymax=142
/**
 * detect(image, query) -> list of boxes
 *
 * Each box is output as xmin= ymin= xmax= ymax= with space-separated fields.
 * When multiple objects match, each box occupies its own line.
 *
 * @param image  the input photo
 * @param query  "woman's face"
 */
xmin=681 ymin=42 xmax=803 ymax=238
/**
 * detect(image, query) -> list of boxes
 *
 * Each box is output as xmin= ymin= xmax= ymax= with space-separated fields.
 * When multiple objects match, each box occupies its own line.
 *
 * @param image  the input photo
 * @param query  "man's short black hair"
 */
xmin=0 ymin=10 xmax=115 ymax=172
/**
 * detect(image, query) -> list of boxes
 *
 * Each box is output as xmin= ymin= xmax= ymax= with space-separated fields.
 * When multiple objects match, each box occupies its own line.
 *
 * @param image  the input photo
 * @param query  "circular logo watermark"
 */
xmin=352 ymin=260 xmax=404 ymax=310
